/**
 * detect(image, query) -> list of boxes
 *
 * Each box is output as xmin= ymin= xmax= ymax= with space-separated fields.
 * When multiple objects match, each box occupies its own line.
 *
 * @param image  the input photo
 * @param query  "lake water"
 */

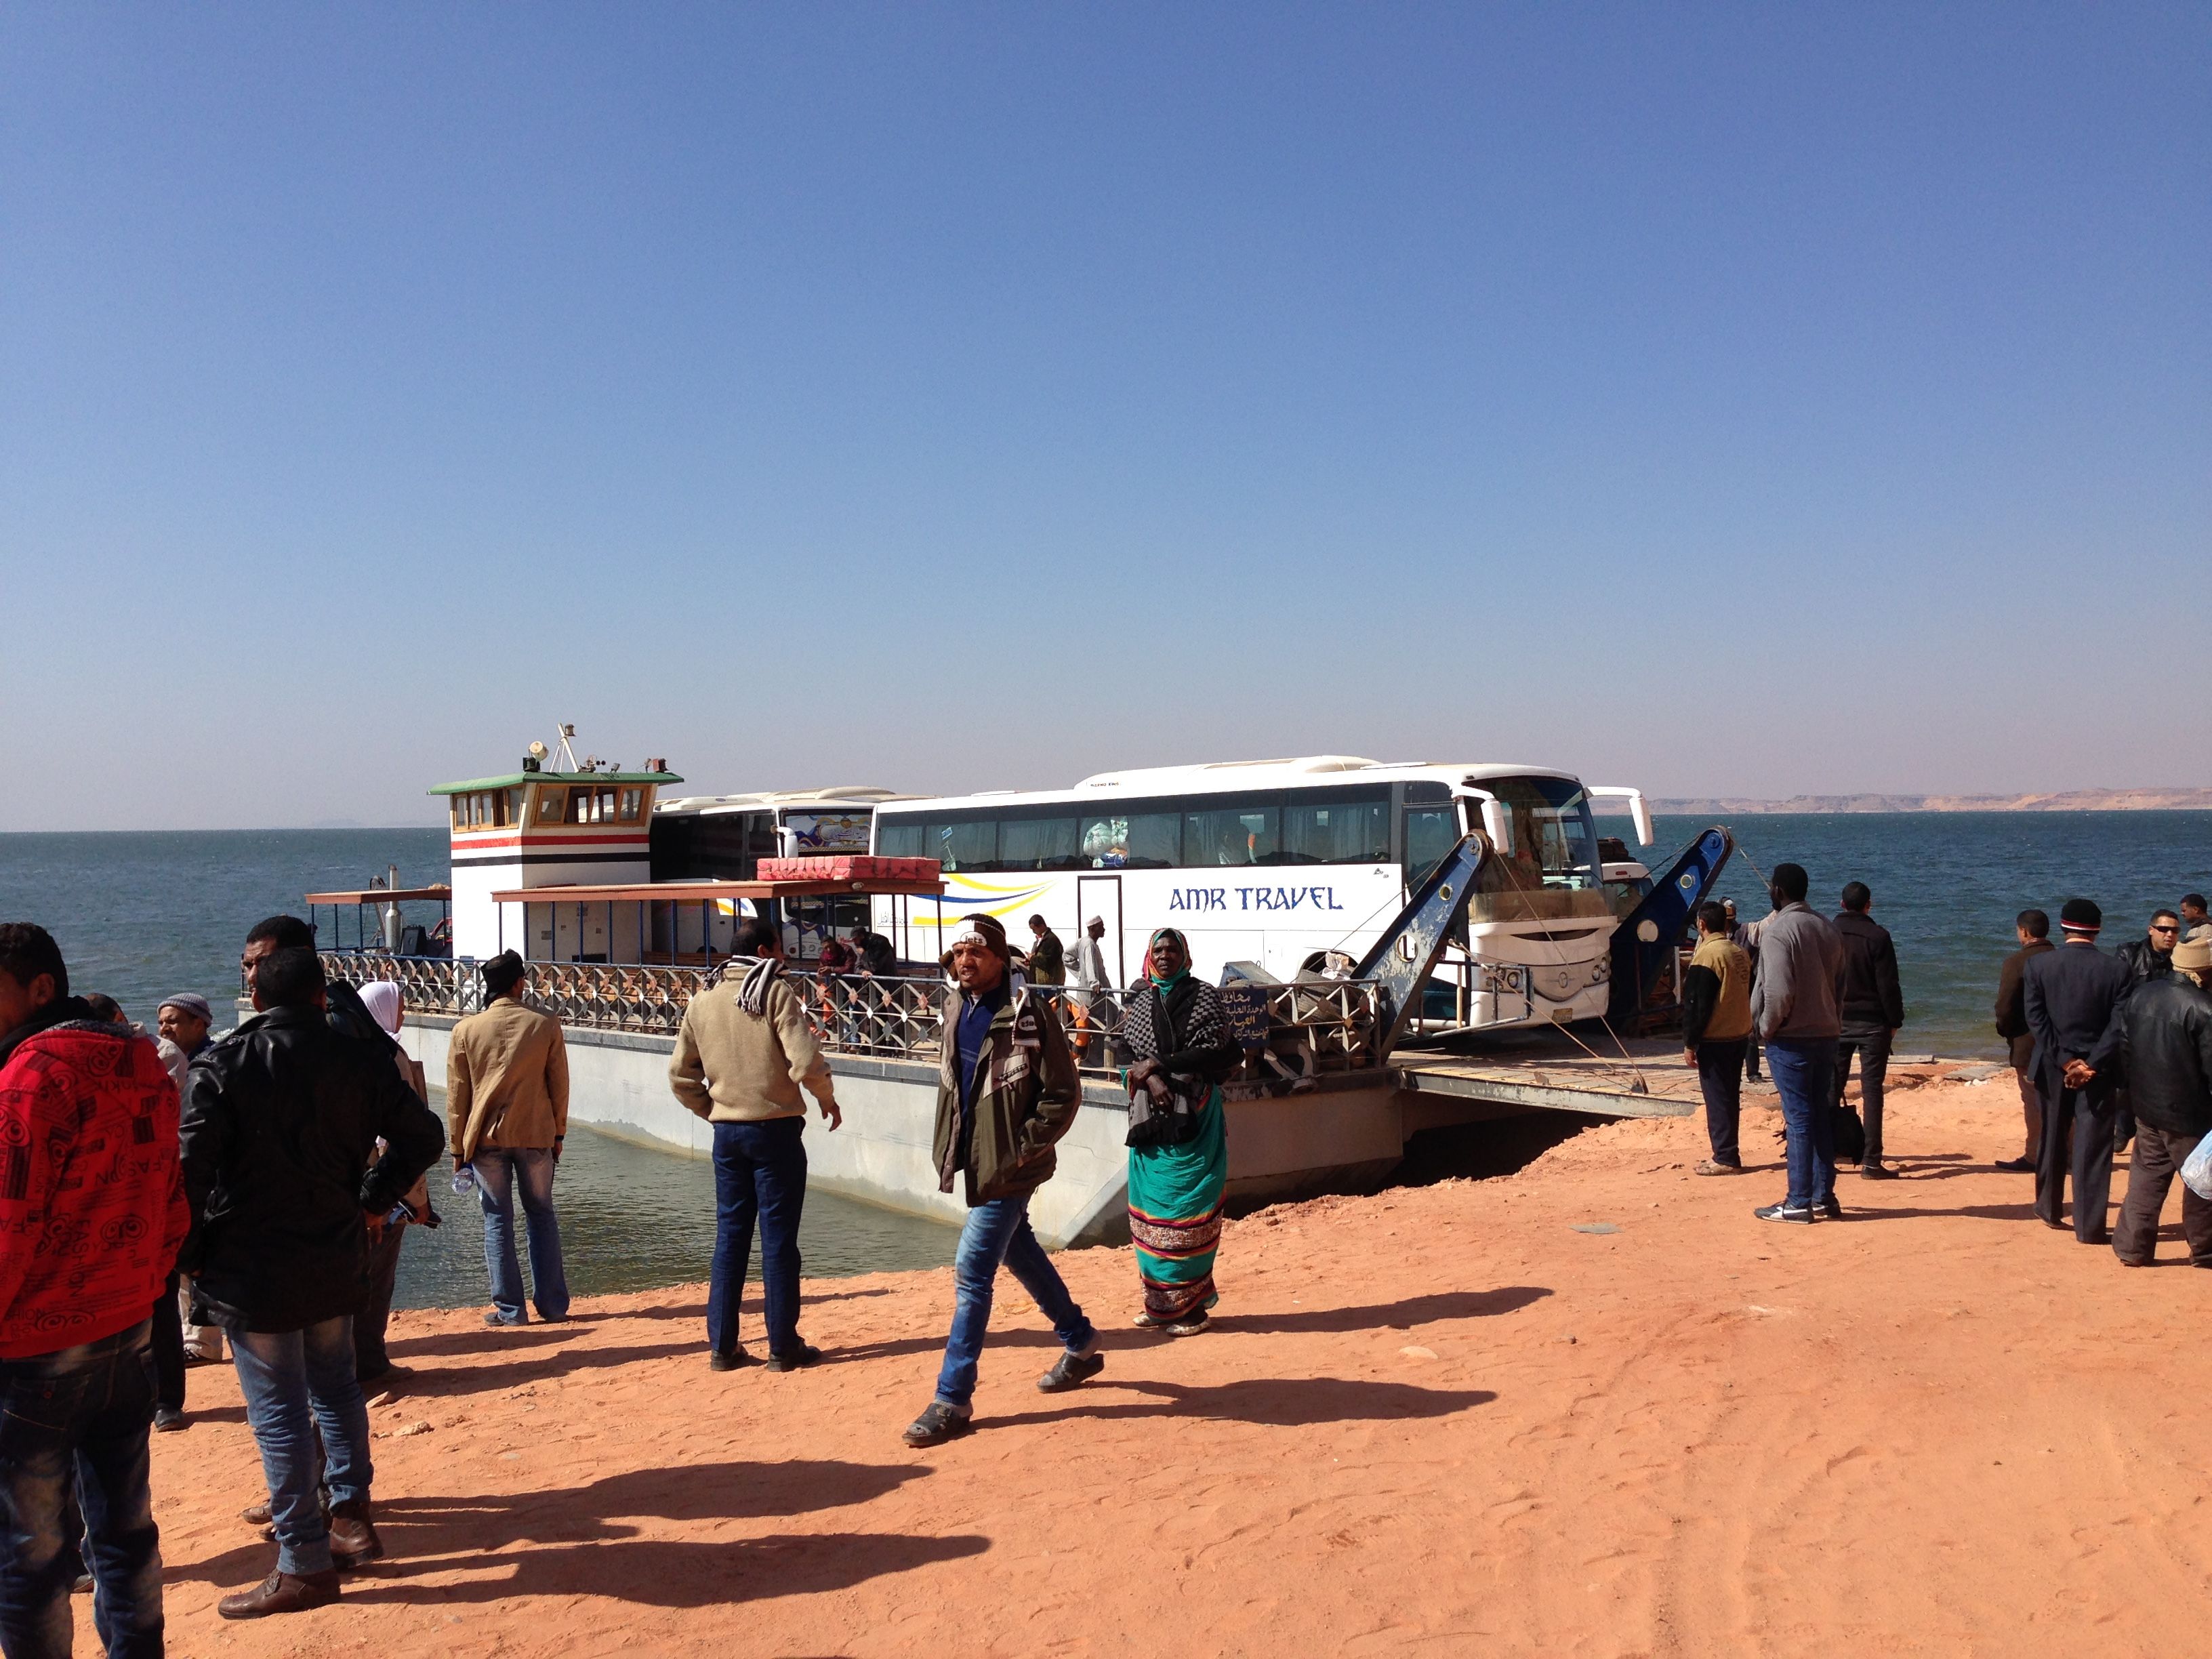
xmin=3 ymin=817 xmax=2206 ymax=1302
xmin=0 ymin=827 xmax=958 ymax=1311
xmin=1616 ymin=811 xmax=2211 ymax=1058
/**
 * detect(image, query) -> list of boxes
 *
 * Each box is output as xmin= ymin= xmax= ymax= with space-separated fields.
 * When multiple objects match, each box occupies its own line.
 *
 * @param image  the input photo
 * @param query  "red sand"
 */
xmin=115 ymin=1073 xmax=2212 ymax=1656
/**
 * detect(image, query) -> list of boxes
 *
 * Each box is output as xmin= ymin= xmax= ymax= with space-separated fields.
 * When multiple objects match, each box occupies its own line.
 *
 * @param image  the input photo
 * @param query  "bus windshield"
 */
xmin=1477 ymin=777 xmax=1600 ymax=895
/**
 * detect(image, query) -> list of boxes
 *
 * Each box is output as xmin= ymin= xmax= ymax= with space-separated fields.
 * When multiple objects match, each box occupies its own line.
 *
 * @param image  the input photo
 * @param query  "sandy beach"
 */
xmin=116 ymin=1069 xmax=2211 ymax=1657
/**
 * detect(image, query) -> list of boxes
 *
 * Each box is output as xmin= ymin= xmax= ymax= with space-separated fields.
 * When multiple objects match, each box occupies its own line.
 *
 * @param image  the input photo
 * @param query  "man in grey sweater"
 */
xmin=1748 ymin=863 xmax=1846 ymax=1223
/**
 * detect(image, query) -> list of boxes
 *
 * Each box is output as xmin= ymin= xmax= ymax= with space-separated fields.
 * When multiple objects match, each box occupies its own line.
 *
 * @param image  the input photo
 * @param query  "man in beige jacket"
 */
xmin=670 ymin=920 xmax=841 ymax=1372
xmin=447 ymin=951 xmax=570 ymax=1327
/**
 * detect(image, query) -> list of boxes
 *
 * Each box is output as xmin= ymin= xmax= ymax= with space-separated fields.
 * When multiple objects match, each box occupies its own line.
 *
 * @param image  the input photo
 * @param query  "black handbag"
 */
xmin=1125 ymin=985 xmax=1208 ymax=1149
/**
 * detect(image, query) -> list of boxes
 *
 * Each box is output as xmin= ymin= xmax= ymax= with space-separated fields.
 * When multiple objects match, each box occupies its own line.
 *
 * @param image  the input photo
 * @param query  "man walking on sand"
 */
xmin=1682 ymin=901 xmax=1753 ymax=1175
xmin=1993 ymin=910 xmax=2055 ymax=1172
xmin=2023 ymin=899 xmax=2133 ymax=1244
xmin=902 ymin=914 xmax=1102 ymax=1448
xmin=1748 ymin=864 xmax=1845 ymax=1224
xmin=1832 ymin=882 xmax=1906 ymax=1180
xmin=447 ymin=951 xmax=571 ymax=1328
xmin=669 ymin=919 xmax=843 ymax=1373
xmin=2110 ymin=930 xmax=2212 ymax=1267
xmin=0 ymin=924 xmax=189 ymax=1658
xmin=183 ymin=947 xmax=442 ymax=1618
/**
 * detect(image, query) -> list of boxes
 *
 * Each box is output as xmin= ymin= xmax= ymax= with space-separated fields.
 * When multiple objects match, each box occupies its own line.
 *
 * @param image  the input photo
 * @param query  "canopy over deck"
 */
xmin=489 ymin=878 xmax=945 ymax=904
xmin=430 ymin=769 xmax=682 ymax=796
xmin=303 ymin=886 xmax=453 ymax=905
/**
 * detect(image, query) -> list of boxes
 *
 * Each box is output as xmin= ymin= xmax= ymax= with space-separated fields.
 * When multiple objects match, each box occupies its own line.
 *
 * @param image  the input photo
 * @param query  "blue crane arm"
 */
xmin=1605 ymin=827 xmax=1734 ymax=1026
xmin=1351 ymin=833 xmax=1492 ymax=1059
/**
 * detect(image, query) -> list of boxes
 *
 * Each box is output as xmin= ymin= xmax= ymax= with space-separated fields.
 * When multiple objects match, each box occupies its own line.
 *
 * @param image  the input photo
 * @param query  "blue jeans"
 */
xmin=230 ymin=1317 xmax=371 ymax=1578
xmin=1766 ymin=1036 xmax=1838 ymax=1209
xmin=709 ymin=1117 xmax=808 ymax=1359
xmin=934 ymin=1194 xmax=1096 ymax=1412
xmin=475 ymin=1147 xmax=569 ymax=1322
xmin=0 ymin=1322 xmax=162 ymax=1659
xmin=1694 ymin=1038 xmax=1748 ymax=1165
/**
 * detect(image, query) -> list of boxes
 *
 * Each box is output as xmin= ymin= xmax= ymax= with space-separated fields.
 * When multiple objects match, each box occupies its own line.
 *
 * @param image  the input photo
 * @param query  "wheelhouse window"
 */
xmin=535 ymin=786 xmax=566 ymax=824
xmin=618 ymin=787 xmax=644 ymax=822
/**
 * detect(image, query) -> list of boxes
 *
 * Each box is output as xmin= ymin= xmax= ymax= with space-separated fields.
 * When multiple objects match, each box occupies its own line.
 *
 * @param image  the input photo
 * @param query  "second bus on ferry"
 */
xmin=869 ymin=756 xmax=1652 ymax=1035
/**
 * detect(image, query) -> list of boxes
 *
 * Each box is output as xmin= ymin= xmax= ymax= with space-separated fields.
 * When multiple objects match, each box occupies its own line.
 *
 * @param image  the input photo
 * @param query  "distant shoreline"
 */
xmin=1641 ymin=790 xmax=2212 ymax=815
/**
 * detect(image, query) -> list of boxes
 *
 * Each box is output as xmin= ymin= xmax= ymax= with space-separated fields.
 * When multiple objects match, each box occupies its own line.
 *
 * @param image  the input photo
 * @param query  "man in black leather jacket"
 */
xmin=2111 ymin=932 xmax=2212 ymax=1267
xmin=2115 ymin=911 xmax=2179 ymax=991
xmin=182 ymin=948 xmax=443 ymax=1618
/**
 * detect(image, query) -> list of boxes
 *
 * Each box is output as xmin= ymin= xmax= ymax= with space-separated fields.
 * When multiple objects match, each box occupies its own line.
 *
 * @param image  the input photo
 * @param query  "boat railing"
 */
xmin=314 ymin=951 xmax=1383 ymax=1080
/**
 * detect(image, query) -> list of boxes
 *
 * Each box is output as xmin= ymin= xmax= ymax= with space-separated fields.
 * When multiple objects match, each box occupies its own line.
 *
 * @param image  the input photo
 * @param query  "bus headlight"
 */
xmin=1480 ymin=964 xmax=1528 ymax=995
xmin=1588 ymin=957 xmax=1610 ymax=985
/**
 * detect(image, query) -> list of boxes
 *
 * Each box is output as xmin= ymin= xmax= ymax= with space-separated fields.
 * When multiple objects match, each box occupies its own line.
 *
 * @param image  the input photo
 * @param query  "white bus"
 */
xmin=871 ymin=757 xmax=1654 ymax=1033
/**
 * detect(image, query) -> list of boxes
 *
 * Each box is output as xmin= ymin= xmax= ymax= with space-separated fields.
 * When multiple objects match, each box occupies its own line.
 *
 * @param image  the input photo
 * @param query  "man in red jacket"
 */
xmin=0 ymin=922 xmax=189 ymax=1659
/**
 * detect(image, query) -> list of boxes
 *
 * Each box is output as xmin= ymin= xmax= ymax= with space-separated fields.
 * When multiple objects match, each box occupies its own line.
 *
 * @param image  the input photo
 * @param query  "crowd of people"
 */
xmin=0 ymin=904 xmax=1242 ymax=1645
xmin=1679 ymin=872 xmax=2212 ymax=1258
xmin=7 ymin=873 xmax=2209 ymax=1650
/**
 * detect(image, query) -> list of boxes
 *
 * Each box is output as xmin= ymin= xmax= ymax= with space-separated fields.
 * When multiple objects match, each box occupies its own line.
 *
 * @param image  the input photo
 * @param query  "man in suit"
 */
xmin=1992 ymin=909 xmax=2054 ymax=1171
xmin=2022 ymin=898 xmax=2133 ymax=1242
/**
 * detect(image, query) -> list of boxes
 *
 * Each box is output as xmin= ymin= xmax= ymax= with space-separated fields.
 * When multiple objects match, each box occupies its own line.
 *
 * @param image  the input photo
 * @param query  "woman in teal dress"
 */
xmin=1123 ymin=928 xmax=1243 ymax=1336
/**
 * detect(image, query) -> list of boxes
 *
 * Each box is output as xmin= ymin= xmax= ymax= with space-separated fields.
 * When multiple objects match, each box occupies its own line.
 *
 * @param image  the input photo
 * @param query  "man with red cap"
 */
xmin=2022 ymin=898 xmax=2133 ymax=1242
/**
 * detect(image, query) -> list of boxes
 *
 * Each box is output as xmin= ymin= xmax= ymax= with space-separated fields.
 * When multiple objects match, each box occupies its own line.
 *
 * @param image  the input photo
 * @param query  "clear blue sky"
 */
xmin=5 ymin=4 xmax=2206 ymax=829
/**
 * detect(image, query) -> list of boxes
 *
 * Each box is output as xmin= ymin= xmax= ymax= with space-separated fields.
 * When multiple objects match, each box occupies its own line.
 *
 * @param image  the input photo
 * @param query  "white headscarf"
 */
xmin=357 ymin=980 xmax=403 ymax=1036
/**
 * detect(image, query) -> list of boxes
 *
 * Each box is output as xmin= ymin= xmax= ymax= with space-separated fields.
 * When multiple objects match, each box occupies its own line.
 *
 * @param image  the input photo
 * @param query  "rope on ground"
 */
xmin=1553 ymin=1013 xmax=1651 ymax=1096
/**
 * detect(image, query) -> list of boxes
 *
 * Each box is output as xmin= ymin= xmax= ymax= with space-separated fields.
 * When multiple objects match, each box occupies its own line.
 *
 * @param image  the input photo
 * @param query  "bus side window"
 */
xmin=1404 ymin=808 xmax=1457 ymax=887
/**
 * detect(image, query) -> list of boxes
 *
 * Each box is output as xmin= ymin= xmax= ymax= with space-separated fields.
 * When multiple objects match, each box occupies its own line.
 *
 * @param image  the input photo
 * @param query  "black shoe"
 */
xmin=153 ymin=1406 xmax=186 ymax=1432
xmin=1755 ymin=1202 xmax=1815 ymax=1223
xmin=483 ymin=1310 xmax=526 ymax=1328
xmin=902 ymin=1401 xmax=973 ymax=1448
xmin=1820 ymin=1197 xmax=1843 ymax=1220
xmin=1860 ymin=1162 xmax=1898 ymax=1181
xmin=708 ymin=1348 xmax=755 ymax=1372
xmin=766 ymin=1344 xmax=821 ymax=1372
xmin=1037 ymin=1349 xmax=1105 ymax=1393
xmin=1994 ymin=1157 xmax=2036 ymax=1172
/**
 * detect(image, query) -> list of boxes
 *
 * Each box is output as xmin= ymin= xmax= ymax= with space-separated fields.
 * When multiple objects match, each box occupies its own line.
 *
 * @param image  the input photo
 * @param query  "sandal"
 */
xmin=901 ymin=1401 xmax=973 ymax=1448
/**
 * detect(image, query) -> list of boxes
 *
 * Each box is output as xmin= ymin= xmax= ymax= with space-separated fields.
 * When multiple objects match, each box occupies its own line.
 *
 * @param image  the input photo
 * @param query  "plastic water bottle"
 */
xmin=451 ymin=1162 xmax=477 ymax=1197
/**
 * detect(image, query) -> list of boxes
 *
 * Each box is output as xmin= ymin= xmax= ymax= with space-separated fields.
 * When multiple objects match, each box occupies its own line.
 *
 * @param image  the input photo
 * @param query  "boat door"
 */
xmin=1076 ymin=874 xmax=1125 ymax=987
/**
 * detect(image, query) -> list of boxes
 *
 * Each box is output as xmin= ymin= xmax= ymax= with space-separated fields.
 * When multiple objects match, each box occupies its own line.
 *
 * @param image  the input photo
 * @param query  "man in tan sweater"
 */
xmin=447 ymin=951 xmax=570 ymax=1327
xmin=669 ymin=920 xmax=841 ymax=1372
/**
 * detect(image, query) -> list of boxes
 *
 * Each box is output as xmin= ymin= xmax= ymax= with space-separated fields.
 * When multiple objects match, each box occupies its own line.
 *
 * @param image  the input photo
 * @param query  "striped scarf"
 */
xmin=736 ymin=956 xmax=783 ymax=1017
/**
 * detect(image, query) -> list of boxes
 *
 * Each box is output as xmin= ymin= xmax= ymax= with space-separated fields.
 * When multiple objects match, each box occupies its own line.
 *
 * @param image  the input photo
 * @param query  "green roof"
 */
xmin=428 ymin=770 xmax=683 ymax=796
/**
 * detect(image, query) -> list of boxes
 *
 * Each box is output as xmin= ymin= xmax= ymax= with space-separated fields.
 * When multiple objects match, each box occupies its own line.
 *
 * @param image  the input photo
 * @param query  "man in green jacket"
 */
xmin=669 ymin=919 xmax=842 ymax=1372
xmin=903 ymin=914 xmax=1101 ymax=1448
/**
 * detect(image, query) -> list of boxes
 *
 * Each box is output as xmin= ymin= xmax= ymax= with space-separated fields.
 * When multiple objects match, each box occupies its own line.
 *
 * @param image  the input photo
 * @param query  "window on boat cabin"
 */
xmin=617 ymin=787 xmax=644 ymax=822
xmin=534 ymin=786 xmax=565 ymax=825
xmin=565 ymin=787 xmax=621 ymax=826
xmin=506 ymin=788 xmax=523 ymax=826
xmin=1184 ymin=802 xmax=1281 ymax=867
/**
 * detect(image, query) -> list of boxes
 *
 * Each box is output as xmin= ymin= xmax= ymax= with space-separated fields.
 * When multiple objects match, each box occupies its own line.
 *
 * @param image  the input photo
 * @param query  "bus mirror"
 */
xmin=1479 ymin=798 xmax=1511 ymax=853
